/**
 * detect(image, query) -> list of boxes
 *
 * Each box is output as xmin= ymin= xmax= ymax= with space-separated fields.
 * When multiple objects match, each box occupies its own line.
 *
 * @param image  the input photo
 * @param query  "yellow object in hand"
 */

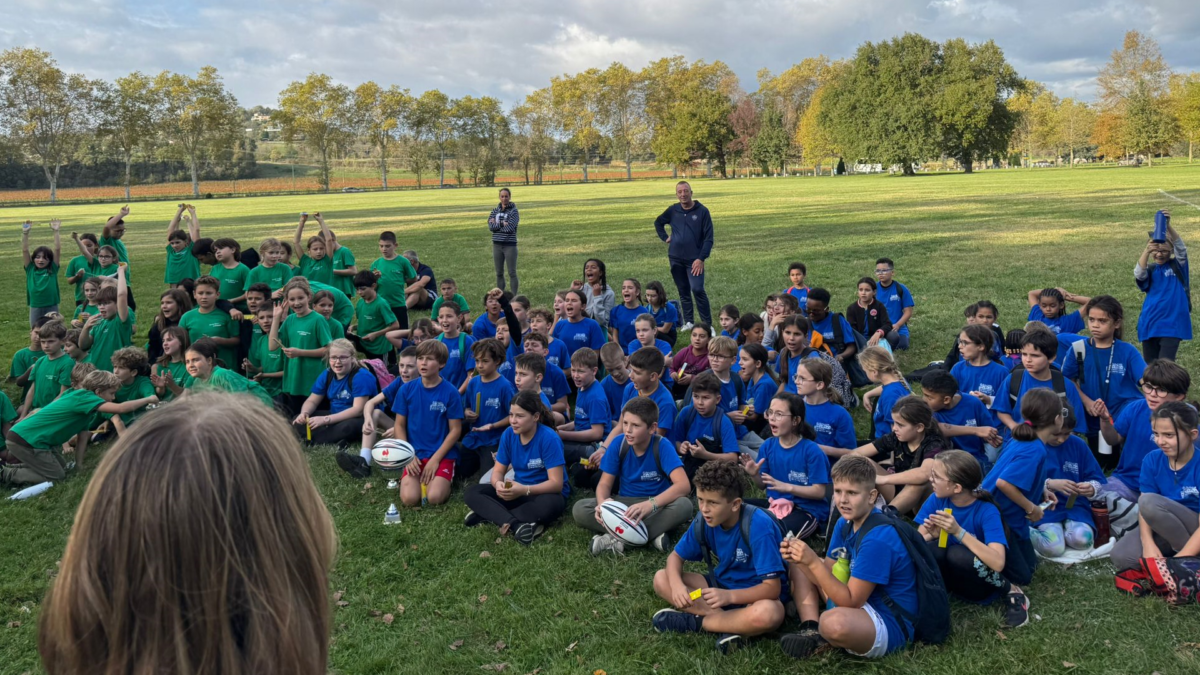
xmin=689 ymin=588 xmax=703 ymax=600
xmin=476 ymin=392 xmax=482 ymax=413
xmin=938 ymin=508 xmax=953 ymax=548
xmin=1066 ymin=493 xmax=1078 ymax=509
xmin=306 ymin=423 xmax=312 ymax=441
xmin=579 ymin=459 xmax=591 ymax=468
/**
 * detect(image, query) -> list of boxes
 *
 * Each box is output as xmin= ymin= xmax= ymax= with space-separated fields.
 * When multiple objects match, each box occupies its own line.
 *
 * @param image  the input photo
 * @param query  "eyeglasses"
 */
xmin=794 ymin=376 xmax=815 ymax=383
xmin=329 ymin=355 xmax=353 ymax=361
xmin=763 ymin=410 xmax=797 ymax=420
xmin=1140 ymin=381 xmax=1171 ymax=396
xmin=708 ymin=353 xmax=733 ymax=361
xmin=874 ymin=268 xmax=894 ymax=275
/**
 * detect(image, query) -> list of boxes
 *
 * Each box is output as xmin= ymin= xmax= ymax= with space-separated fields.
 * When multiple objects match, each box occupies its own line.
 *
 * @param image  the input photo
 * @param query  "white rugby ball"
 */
xmin=372 ymin=439 xmax=416 ymax=470
xmin=598 ymin=500 xmax=650 ymax=547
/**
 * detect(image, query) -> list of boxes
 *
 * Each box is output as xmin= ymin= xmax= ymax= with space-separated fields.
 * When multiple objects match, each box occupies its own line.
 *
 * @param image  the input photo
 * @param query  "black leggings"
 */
xmin=346 ymin=332 xmax=395 ymax=366
xmin=389 ymin=305 xmax=410 ymax=331
xmin=745 ymin=498 xmax=819 ymax=539
xmin=463 ymin=484 xmax=565 ymax=528
xmin=926 ymin=540 xmax=1008 ymax=602
xmin=292 ymin=415 xmax=362 ymax=448
xmin=456 ymin=443 xmax=498 ymax=482
xmin=1142 ymin=337 xmax=1181 ymax=362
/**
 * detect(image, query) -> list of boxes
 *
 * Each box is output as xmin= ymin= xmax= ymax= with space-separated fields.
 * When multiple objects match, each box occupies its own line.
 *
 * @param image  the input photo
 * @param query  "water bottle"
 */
xmin=8 ymin=481 xmax=54 ymax=500
xmin=1091 ymin=499 xmax=1111 ymax=546
xmin=832 ymin=552 xmax=851 ymax=584
xmin=1152 ymin=210 xmax=1169 ymax=243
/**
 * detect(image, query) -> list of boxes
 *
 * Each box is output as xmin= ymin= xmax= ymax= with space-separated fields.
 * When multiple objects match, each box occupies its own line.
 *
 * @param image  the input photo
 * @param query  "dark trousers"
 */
xmin=463 ymin=483 xmax=565 ymax=528
xmin=745 ymin=498 xmax=819 ymax=538
xmin=669 ymin=257 xmax=710 ymax=325
xmin=927 ymin=540 xmax=1008 ymax=602
xmin=1142 ymin=337 xmax=1181 ymax=362
xmin=390 ymin=305 xmax=410 ymax=331
xmin=346 ymin=332 xmax=394 ymax=366
xmin=292 ymin=415 xmax=363 ymax=448
xmin=456 ymin=443 xmax=498 ymax=482
xmin=1001 ymin=536 xmax=1037 ymax=586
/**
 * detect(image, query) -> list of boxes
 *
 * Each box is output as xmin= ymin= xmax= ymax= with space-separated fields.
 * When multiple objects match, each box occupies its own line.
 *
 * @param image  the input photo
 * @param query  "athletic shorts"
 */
xmin=845 ymin=603 xmax=891 ymax=658
xmin=405 ymin=457 xmax=455 ymax=482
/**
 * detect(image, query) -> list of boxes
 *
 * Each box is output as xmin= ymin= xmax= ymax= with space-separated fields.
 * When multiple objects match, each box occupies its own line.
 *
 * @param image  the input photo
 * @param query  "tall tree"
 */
xmin=933 ymin=38 xmax=1021 ymax=173
xmin=511 ymin=87 xmax=556 ymax=184
xmin=408 ymin=89 xmax=451 ymax=187
xmin=752 ymin=103 xmax=789 ymax=174
xmin=1171 ymin=73 xmax=1200 ymax=163
xmin=95 ymin=71 xmax=159 ymax=200
xmin=450 ymin=96 xmax=509 ymax=186
xmin=756 ymin=56 xmax=832 ymax=160
xmin=597 ymin=62 xmax=647 ymax=179
xmin=1090 ymin=110 xmax=1124 ymax=160
xmin=0 ymin=47 xmax=98 ymax=202
xmin=795 ymin=84 xmax=838 ymax=173
xmin=354 ymin=82 xmax=411 ymax=190
xmin=1123 ymin=80 xmax=1178 ymax=166
xmin=551 ymin=69 xmax=602 ymax=182
xmin=1056 ymin=98 xmax=1097 ymax=166
xmin=1007 ymin=81 xmax=1045 ymax=168
xmin=154 ymin=66 xmax=240 ymax=197
xmin=727 ymin=97 xmax=758 ymax=176
xmin=1098 ymin=30 xmax=1171 ymax=111
xmin=274 ymin=73 xmax=356 ymax=192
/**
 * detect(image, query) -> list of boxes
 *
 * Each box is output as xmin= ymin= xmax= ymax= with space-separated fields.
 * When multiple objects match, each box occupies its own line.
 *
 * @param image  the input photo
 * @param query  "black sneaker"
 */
xmin=463 ymin=510 xmax=484 ymax=527
xmin=716 ymin=633 xmax=744 ymax=654
xmin=513 ymin=523 xmax=544 ymax=546
xmin=651 ymin=532 xmax=673 ymax=552
xmin=652 ymin=608 xmax=703 ymax=634
xmin=1005 ymin=590 xmax=1030 ymax=628
xmin=336 ymin=452 xmax=371 ymax=479
xmin=780 ymin=622 xmax=829 ymax=659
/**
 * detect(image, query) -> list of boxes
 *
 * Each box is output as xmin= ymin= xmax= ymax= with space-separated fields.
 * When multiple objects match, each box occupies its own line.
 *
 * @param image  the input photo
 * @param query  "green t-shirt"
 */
xmin=28 ymin=353 xmax=75 ymax=410
xmin=179 ymin=308 xmax=239 ymax=371
xmin=164 ymin=242 xmax=201 ymax=284
xmin=190 ymin=366 xmax=274 ymax=408
xmin=298 ymin=253 xmax=333 ymax=285
xmin=308 ymin=281 xmax=355 ymax=327
xmin=210 ymin=262 xmax=250 ymax=309
xmin=331 ymin=246 xmax=357 ymax=298
xmin=250 ymin=329 xmax=284 ymax=398
xmin=74 ymin=302 xmax=100 ymax=322
xmin=355 ymin=295 xmax=397 ymax=355
xmin=0 ymin=391 xmax=17 ymax=450
xmin=369 ymin=255 xmax=417 ymax=307
xmin=85 ymin=312 xmax=135 ymax=372
xmin=244 ymin=263 xmax=293 ymax=294
xmin=279 ymin=310 xmax=331 ymax=396
xmin=113 ymin=375 xmax=155 ymax=426
xmin=154 ymin=360 xmax=190 ymax=401
xmin=98 ymin=235 xmax=129 ymax=267
xmin=326 ymin=316 xmax=345 ymax=340
xmin=65 ymin=254 xmax=93 ymax=305
xmin=11 ymin=388 xmax=105 ymax=449
xmin=94 ymin=262 xmax=127 ymax=283
xmin=10 ymin=347 xmax=43 ymax=400
xmin=430 ymin=293 xmax=470 ymax=317
xmin=25 ymin=261 xmax=61 ymax=308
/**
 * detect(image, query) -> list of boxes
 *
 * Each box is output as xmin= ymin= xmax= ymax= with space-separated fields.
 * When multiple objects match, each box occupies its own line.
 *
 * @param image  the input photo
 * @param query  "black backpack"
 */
xmin=690 ymin=504 xmax=786 ymax=586
xmin=1007 ymin=365 xmax=1069 ymax=412
xmin=844 ymin=511 xmax=951 ymax=645
xmin=677 ymin=405 xmax=725 ymax=454
xmin=615 ymin=437 xmax=668 ymax=492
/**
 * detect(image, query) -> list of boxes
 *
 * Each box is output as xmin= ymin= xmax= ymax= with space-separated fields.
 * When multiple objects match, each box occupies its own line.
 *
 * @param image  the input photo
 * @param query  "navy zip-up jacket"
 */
xmin=654 ymin=200 xmax=714 ymax=262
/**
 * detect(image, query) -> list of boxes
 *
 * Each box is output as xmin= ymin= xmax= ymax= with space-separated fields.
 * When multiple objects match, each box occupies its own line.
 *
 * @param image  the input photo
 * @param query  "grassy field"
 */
xmin=3 ymin=166 xmax=1200 ymax=674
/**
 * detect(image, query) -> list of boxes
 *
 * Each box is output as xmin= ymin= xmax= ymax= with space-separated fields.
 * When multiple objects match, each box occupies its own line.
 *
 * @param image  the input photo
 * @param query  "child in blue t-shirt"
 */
xmin=392 ymin=340 xmax=464 ymax=506
xmin=1063 ymin=296 xmax=1147 ymax=450
xmin=552 ymin=288 xmax=606 ymax=353
xmin=626 ymin=314 xmax=674 ymax=386
xmin=471 ymin=290 xmax=504 ymax=340
xmin=739 ymin=343 xmax=779 ymax=439
xmin=794 ymin=358 xmax=857 ymax=456
xmin=346 ymin=347 xmax=418 ymax=477
xmin=527 ymin=308 xmax=571 ymax=369
xmin=741 ymin=392 xmax=830 ymax=539
xmin=608 ymin=278 xmax=646 ymax=348
xmin=671 ymin=371 xmax=739 ymax=482
xmin=599 ymin=343 xmax=631 ymax=423
xmin=1135 ymin=217 xmax=1191 ymax=362
xmin=602 ymin=347 xmax=677 ymax=453
xmin=874 ymin=258 xmax=914 ymax=349
xmin=435 ymin=303 xmax=476 ymax=392
xmin=458 ymin=338 xmax=516 ymax=481
xmin=950 ymin=324 xmax=1011 ymax=427
xmin=651 ymin=461 xmax=787 ymax=654
xmin=463 ymin=390 xmax=568 ymax=546
xmin=784 ymin=262 xmax=810 ymax=314
xmin=1032 ymin=414 xmax=1105 ymax=558
xmin=557 ymin=347 xmax=612 ymax=465
xmin=1099 ymin=359 xmax=1190 ymax=503
xmin=993 ymin=330 xmax=1088 ymax=435
xmin=1025 ymin=287 xmax=1088 ymax=336
xmin=916 ymin=451 xmax=1026 ymax=626
xmin=572 ymin=396 xmax=692 ymax=555
xmin=719 ymin=304 xmax=742 ymax=342
xmin=803 ymin=288 xmax=858 ymax=360
xmin=1112 ymin=401 xmax=1200 ymax=571
xmin=523 ymin=333 xmax=570 ymax=415
xmin=297 ymin=340 xmax=378 ymax=448
xmin=644 ymin=280 xmax=679 ymax=347
xmin=921 ymin=370 xmax=1001 ymax=470
xmin=512 ymin=352 xmax=566 ymax=427
xmin=778 ymin=455 xmax=919 ymax=659
xmin=858 ymin=346 xmax=910 ymax=438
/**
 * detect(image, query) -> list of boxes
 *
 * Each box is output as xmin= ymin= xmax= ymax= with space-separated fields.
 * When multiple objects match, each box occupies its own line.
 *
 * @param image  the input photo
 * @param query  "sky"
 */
xmin=2 ymin=0 xmax=1197 ymax=108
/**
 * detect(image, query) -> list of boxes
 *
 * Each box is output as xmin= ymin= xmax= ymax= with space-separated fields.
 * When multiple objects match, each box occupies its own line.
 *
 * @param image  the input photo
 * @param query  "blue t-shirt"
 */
xmin=392 ymin=377 xmax=465 ymax=460
xmin=1039 ymin=434 xmax=1105 ymax=526
xmin=609 ymin=304 xmax=647 ymax=348
xmin=601 ymin=374 xmax=629 ymax=422
xmin=472 ymin=313 xmax=501 ymax=340
xmin=827 ymin=514 xmax=919 ymax=651
xmin=648 ymin=302 xmax=679 ymax=331
xmin=784 ymin=286 xmax=809 ymax=314
xmin=312 ymin=367 xmax=378 ymax=415
xmin=670 ymin=405 xmax=738 ymax=455
xmin=981 ymin=438 xmax=1049 ymax=540
xmin=916 ymin=495 xmax=1007 ymax=555
xmin=1052 ymin=333 xmax=1087 ymax=371
xmin=495 ymin=424 xmax=569 ymax=498
xmin=600 ymin=435 xmax=683 ymax=498
xmin=1137 ymin=259 xmax=1192 ymax=341
xmin=1027 ymin=305 xmax=1084 ymax=335
xmin=541 ymin=362 xmax=571 ymax=405
xmin=757 ymin=437 xmax=831 ymax=521
xmin=499 ymin=340 xmax=521 ymax=386
xmin=877 ymin=281 xmax=914 ymax=337
xmin=934 ymin=394 xmax=995 ymax=465
xmin=545 ymin=338 xmax=571 ymax=370
xmin=572 ymin=380 xmax=612 ymax=437
xmin=675 ymin=509 xmax=788 ymax=600
xmin=775 ymin=350 xmax=804 ymax=395
xmin=1060 ymin=339 xmax=1147 ymax=423
xmin=381 ymin=376 xmax=406 ymax=412
xmin=950 ymin=360 xmax=1010 ymax=426
xmin=873 ymin=381 xmax=910 ymax=438
xmin=714 ymin=373 xmax=748 ymax=439
xmin=621 ymin=381 xmax=676 ymax=436
xmin=746 ymin=373 xmax=778 ymax=417
xmin=552 ymin=317 xmax=607 ymax=353
xmin=1113 ymin=399 xmax=1157 ymax=491
xmin=462 ymin=375 xmax=516 ymax=450
xmin=806 ymin=400 xmax=857 ymax=450
xmin=810 ymin=314 xmax=856 ymax=356
xmin=437 ymin=333 xmax=477 ymax=388
xmin=1140 ymin=448 xmax=1200 ymax=512
xmin=992 ymin=370 xmax=1088 ymax=434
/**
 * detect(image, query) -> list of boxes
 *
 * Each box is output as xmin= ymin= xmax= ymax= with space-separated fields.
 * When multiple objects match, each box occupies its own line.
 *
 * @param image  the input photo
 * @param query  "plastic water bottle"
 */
xmin=1153 ymin=210 xmax=1170 ymax=243
xmin=8 ymin=481 xmax=54 ymax=500
xmin=1091 ymin=500 xmax=1111 ymax=546
xmin=383 ymin=503 xmax=401 ymax=525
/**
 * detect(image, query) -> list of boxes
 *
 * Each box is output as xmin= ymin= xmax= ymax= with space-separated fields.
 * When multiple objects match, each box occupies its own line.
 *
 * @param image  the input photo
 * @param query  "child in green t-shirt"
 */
xmin=272 ymin=280 xmax=332 ymax=416
xmin=244 ymin=305 xmax=284 ymax=400
xmin=23 ymin=321 xmax=74 ymax=414
xmin=110 ymin=346 xmax=157 ymax=432
xmin=80 ymin=263 xmax=133 ymax=372
xmin=150 ymin=326 xmax=191 ymax=402
xmin=349 ymin=270 xmax=399 ymax=360
xmin=65 ymin=232 xmax=98 ymax=307
xmin=22 ymin=219 xmax=62 ymax=327
xmin=164 ymin=203 xmax=202 ymax=287
xmin=294 ymin=213 xmax=333 ymax=285
xmin=179 ymin=276 xmax=240 ymax=371
xmin=9 ymin=323 xmax=44 ymax=414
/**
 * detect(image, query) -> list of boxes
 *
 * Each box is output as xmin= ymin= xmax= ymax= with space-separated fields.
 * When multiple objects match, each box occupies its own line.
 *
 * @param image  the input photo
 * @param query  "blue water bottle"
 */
xmin=1152 ymin=210 xmax=1170 ymax=243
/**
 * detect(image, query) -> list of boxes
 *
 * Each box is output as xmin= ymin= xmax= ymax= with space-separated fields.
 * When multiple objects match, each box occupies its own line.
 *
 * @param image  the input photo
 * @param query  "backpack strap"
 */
xmin=690 ymin=513 xmax=718 ymax=584
xmin=1072 ymin=340 xmax=1087 ymax=385
xmin=1008 ymin=366 xmax=1025 ymax=406
xmin=618 ymin=437 xmax=667 ymax=486
xmin=458 ymin=332 xmax=466 ymax=362
xmin=1169 ymin=259 xmax=1193 ymax=311
xmin=1009 ymin=365 xmax=1070 ymax=410
xmin=831 ymin=313 xmax=846 ymax=350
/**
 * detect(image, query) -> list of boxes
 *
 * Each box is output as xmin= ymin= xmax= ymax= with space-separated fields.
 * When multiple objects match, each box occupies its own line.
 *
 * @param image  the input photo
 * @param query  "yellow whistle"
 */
xmin=689 ymin=588 xmax=703 ymax=600
xmin=938 ymin=508 xmax=953 ymax=548
xmin=476 ymin=392 xmax=482 ymax=413
xmin=306 ymin=423 xmax=312 ymax=441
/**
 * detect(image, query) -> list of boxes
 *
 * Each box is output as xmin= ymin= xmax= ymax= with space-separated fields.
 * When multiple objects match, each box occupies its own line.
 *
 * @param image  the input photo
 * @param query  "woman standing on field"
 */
xmin=488 ymin=188 xmax=520 ymax=293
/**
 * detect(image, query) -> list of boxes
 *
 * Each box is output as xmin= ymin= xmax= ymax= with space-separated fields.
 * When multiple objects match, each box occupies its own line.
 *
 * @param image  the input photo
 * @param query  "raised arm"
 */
xmin=1026 ymin=289 xmax=1041 ymax=308
xmin=166 ymin=203 xmax=185 ymax=240
xmin=1057 ymin=288 xmax=1090 ymax=306
xmin=315 ymin=212 xmax=339 ymax=251
xmin=21 ymin=221 xmax=32 ymax=267
xmin=186 ymin=204 xmax=200 ymax=241
xmin=116 ymin=263 xmax=129 ymax=322
xmin=104 ymin=206 xmax=130 ymax=236
xmin=71 ymin=231 xmax=94 ymax=266
xmin=50 ymin=220 xmax=62 ymax=265
xmin=294 ymin=213 xmax=308 ymax=256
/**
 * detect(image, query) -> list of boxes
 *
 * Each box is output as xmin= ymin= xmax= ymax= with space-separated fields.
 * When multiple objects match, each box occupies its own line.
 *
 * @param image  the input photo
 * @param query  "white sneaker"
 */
xmin=590 ymin=533 xmax=625 ymax=556
xmin=679 ymin=322 xmax=694 ymax=333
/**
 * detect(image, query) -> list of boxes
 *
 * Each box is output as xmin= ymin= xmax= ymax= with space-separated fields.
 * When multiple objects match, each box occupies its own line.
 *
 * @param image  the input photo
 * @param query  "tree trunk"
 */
xmin=901 ymin=162 xmax=915 ymax=176
xmin=380 ymin=154 xmax=388 ymax=190
xmin=626 ymin=149 xmax=632 ymax=181
xmin=582 ymin=155 xmax=589 ymax=183
xmin=321 ymin=149 xmax=331 ymax=192
xmin=190 ymin=158 xmax=200 ymax=197
xmin=1070 ymin=147 xmax=1075 ymax=168
xmin=962 ymin=157 xmax=973 ymax=174
xmin=43 ymin=165 xmax=57 ymax=203
xmin=124 ymin=153 xmax=133 ymax=201
xmin=439 ymin=146 xmax=445 ymax=187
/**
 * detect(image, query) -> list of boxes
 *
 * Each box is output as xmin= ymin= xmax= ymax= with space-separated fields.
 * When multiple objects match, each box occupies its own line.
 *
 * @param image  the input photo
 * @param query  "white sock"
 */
xmin=360 ymin=447 xmax=372 ymax=463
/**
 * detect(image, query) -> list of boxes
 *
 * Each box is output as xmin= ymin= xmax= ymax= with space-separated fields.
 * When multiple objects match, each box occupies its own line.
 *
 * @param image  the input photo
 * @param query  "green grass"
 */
xmin=4 ymin=166 xmax=1200 ymax=674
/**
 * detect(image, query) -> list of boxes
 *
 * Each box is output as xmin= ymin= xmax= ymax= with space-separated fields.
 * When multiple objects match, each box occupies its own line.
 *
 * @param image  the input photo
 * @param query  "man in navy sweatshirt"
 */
xmin=653 ymin=181 xmax=714 ymax=329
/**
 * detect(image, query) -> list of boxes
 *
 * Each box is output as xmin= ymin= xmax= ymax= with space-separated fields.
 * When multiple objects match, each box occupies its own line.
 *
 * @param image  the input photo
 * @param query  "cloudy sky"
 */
xmin=2 ymin=0 xmax=1197 ymax=108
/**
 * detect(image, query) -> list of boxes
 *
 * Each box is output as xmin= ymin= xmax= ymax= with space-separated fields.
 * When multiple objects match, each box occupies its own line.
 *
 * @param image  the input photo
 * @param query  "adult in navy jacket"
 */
xmin=654 ymin=181 xmax=714 ymax=328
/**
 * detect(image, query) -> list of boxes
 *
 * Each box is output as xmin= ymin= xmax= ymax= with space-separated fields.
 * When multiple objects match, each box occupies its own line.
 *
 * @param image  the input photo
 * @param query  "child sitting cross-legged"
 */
xmin=851 ymin=396 xmax=948 ymax=516
xmin=572 ymin=396 xmax=692 ymax=555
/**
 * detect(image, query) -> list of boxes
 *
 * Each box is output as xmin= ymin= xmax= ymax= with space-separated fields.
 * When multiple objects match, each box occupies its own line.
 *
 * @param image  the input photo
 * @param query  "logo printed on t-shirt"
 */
xmin=527 ymin=457 xmax=545 ymax=470
xmin=1182 ymin=486 xmax=1199 ymax=499
xmin=640 ymin=470 xmax=661 ymax=482
xmin=428 ymin=401 xmax=446 ymax=413
xmin=1063 ymin=461 xmax=1080 ymax=476
xmin=734 ymin=547 xmax=748 ymax=563
xmin=787 ymin=470 xmax=809 ymax=485
xmin=813 ymin=422 xmax=832 ymax=434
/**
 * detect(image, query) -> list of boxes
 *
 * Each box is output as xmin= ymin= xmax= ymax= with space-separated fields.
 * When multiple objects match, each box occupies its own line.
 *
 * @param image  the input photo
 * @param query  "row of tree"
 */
xmin=2 ymin=31 xmax=1199 ymax=202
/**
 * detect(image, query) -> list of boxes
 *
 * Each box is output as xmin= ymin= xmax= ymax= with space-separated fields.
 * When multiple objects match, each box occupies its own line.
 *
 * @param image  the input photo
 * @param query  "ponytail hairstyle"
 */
xmin=892 ymin=395 xmax=943 ymax=441
xmin=156 ymin=326 xmax=191 ymax=367
xmin=1151 ymin=401 xmax=1200 ymax=454
xmin=582 ymin=258 xmax=607 ymax=292
xmin=644 ymin=280 xmax=669 ymax=310
xmin=1038 ymin=288 xmax=1066 ymax=317
xmin=858 ymin=345 xmax=909 ymax=390
xmin=511 ymin=389 xmax=553 ymax=427
xmin=1012 ymin=389 xmax=1063 ymax=441
xmin=740 ymin=343 xmax=777 ymax=383
xmin=771 ymin=392 xmax=817 ymax=441
xmin=1083 ymin=295 xmax=1125 ymax=341
xmin=798 ymin=358 xmax=842 ymax=405
xmin=933 ymin=449 xmax=995 ymax=505
xmin=736 ymin=313 xmax=764 ymax=345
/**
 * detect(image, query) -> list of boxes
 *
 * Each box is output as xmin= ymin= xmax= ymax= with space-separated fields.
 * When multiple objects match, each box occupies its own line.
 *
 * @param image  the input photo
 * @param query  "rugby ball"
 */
xmin=598 ymin=500 xmax=650 ymax=547
xmin=372 ymin=439 xmax=416 ymax=470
